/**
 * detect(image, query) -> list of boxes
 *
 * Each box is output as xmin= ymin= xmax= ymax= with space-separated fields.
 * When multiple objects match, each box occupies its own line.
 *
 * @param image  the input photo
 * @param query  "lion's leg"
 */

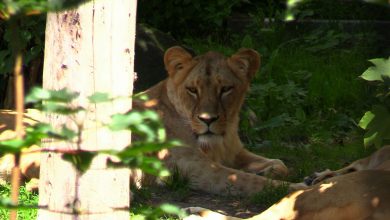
xmin=310 ymin=162 xmax=363 ymax=185
xmin=183 ymin=207 xmax=242 ymax=220
xmin=310 ymin=146 xmax=390 ymax=184
xmin=170 ymin=150 xmax=303 ymax=196
xmin=234 ymin=149 xmax=288 ymax=178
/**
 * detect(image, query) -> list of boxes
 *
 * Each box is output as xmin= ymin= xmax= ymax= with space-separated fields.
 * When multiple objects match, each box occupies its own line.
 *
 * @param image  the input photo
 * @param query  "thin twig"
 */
xmin=9 ymin=15 xmax=25 ymax=220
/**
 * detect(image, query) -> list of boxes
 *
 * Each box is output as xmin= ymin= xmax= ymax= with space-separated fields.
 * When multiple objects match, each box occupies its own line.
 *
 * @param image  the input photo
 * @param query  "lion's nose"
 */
xmin=198 ymin=113 xmax=219 ymax=125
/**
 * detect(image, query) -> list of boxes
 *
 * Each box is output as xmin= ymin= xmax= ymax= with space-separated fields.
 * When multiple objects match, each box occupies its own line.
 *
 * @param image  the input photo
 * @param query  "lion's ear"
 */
xmin=228 ymin=48 xmax=260 ymax=81
xmin=164 ymin=46 xmax=193 ymax=77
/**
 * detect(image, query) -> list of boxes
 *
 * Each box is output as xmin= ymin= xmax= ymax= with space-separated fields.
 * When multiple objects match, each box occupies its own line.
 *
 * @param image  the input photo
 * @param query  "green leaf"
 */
xmin=359 ymin=105 xmax=390 ymax=148
xmin=141 ymin=110 xmax=159 ymax=122
xmin=109 ymin=112 xmax=143 ymax=131
xmin=159 ymin=203 xmax=187 ymax=217
xmin=88 ymin=92 xmax=111 ymax=103
xmin=360 ymin=57 xmax=390 ymax=82
xmin=0 ymin=139 xmax=25 ymax=155
xmin=118 ymin=142 xmax=177 ymax=158
xmin=241 ymin=35 xmax=253 ymax=48
xmin=0 ymin=123 xmax=53 ymax=156
xmin=26 ymin=87 xmax=79 ymax=103
xmin=0 ymin=0 xmax=92 ymax=17
xmin=136 ymin=156 xmax=170 ymax=177
xmin=25 ymin=87 xmax=50 ymax=103
xmin=58 ymin=125 xmax=78 ymax=140
xmin=62 ymin=151 xmax=96 ymax=173
xmin=358 ymin=111 xmax=375 ymax=129
xmin=47 ymin=0 xmax=92 ymax=12
xmin=37 ymin=102 xmax=85 ymax=115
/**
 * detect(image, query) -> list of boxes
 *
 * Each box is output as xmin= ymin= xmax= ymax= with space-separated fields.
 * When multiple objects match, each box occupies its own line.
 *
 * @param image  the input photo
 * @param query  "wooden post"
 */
xmin=38 ymin=0 xmax=137 ymax=219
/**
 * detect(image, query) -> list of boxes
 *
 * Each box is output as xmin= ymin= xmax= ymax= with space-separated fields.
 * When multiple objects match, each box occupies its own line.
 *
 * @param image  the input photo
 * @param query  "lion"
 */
xmin=185 ymin=170 xmax=390 ymax=220
xmin=132 ymin=46 xmax=305 ymax=195
xmin=0 ymin=47 xmax=303 ymax=195
xmin=184 ymin=146 xmax=390 ymax=220
xmin=306 ymin=145 xmax=390 ymax=185
xmin=0 ymin=109 xmax=41 ymax=190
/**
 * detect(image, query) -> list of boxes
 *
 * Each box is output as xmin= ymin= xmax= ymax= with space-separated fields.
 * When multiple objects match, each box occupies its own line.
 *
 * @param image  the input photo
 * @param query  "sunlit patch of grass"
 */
xmin=0 ymin=184 xmax=38 ymax=220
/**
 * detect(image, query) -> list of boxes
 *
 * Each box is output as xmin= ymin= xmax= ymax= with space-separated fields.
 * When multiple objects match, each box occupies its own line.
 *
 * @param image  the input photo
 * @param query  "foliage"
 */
xmin=286 ymin=0 xmax=390 ymax=21
xmin=24 ymin=87 xmax=181 ymax=175
xmin=137 ymin=0 xmax=241 ymax=37
xmin=0 ymin=88 xmax=184 ymax=218
xmin=0 ymin=185 xmax=38 ymax=219
xmin=0 ymin=0 xmax=92 ymax=18
xmin=358 ymin=57 xmax=390 ymax=148
xmin=0 ymin=14 xmax=45 ymax=76
xmin=255 ymin=142 xmax=376 ymax=183
xmin=184 ymin=14 xmax=387 ymax=147
xmin=131 ymin=203 xmax=186 ymax=220
xmin=163 ymin=167 xmax=191 ymax=201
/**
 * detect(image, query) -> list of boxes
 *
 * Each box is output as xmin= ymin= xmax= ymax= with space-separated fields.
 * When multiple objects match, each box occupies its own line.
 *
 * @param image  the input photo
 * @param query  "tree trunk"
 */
xmin=38 ymin=0 xmax=137 ymax=219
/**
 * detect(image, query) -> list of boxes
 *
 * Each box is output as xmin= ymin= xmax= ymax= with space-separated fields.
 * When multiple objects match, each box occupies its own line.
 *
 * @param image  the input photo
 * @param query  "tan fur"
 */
xmin=186 ymin=170 xmax=390 ymax=220
xmin=132 ymin=46 xmax=308 ymax=195
xmin=184 ymin=146 xmax=390 ymax=220
xmin=311 ymin=145 xmax=390 ymax=184
xmin=0 ymin=109 xmax=41 ymax=190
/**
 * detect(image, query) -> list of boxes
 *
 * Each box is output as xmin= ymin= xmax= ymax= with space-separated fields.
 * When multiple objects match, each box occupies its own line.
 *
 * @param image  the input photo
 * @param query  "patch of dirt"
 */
xmin=136 ymin=186 xmax=268 ymax=219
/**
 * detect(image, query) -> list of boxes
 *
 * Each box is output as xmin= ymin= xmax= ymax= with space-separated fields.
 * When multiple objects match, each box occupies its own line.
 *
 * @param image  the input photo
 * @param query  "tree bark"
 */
xmin=38 ymin=1 xmax=137 ymax=219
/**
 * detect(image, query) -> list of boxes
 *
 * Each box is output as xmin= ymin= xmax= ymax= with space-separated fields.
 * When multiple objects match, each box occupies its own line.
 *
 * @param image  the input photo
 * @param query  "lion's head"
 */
xmin=164 ymin=47 xmax=260 ymax=147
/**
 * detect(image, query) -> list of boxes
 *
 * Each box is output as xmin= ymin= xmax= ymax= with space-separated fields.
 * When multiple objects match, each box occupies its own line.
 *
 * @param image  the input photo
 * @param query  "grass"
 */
xmin=0 ymin=184 xmax=38 ymax=220
xmin=184 ymin=25 xmax=378 ymax=148
xmin=130 ymin=167 xmax=191 ymax=220
xmin=163 ymin=167 xmax=191 ymax=201
xmin=255 ymin=141 xmax=376 ymax=183
xmin=249 ymin=183 xmax=289 ymax=208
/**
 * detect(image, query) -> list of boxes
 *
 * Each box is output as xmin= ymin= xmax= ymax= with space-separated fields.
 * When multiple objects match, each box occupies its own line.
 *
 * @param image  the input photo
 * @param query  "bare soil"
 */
xmin=137 ymin=186 xmax=268 ymax=219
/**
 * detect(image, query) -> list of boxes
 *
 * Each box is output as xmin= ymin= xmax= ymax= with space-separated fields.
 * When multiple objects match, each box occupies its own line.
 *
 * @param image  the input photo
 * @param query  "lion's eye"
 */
xmin=186 ymin=87 xmax=198 ymax=96
xmin=221 ymin=86 xmax=233 ymax=95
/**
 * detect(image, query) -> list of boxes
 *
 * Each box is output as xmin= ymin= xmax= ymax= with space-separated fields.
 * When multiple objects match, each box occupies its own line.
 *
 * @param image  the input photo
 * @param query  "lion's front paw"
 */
xmin=182 ymin=207 xmax=227 ymax=220
xmin=304 ymin=169 xmax=336 ymax=185
xmin=289 ymin=182 xmax=309 ymax=192
xmin=252 ymin=159 xmax=289 ymax=178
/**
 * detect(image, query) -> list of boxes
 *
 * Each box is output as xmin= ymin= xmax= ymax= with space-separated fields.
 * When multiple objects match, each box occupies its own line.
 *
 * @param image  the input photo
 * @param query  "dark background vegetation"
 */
xmin=137 ymin=0 xmax=390 ymax=149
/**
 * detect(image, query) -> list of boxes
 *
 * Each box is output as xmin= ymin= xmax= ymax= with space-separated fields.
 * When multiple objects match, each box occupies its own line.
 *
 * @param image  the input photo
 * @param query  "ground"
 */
xmin=134 ymin=186 xmax=267 ymax=219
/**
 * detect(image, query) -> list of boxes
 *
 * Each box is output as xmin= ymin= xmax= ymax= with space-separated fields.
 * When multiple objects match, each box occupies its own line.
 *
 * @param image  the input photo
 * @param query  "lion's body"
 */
xmin=132 ymin=47 xmax=300 ymax=195
xmin=310 ymin=145 xmax=390 ymax=184
xmin=186 ymin=170 xmax=390 ymax=220
xmin=185 ymin=146 xmax=390 ymax=220
xmin=0 ymin=110 xmax=41 ymax=189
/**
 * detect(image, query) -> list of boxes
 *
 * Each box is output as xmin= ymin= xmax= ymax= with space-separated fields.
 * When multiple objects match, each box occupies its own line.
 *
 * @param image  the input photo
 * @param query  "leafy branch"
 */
xmin=0 ymin=88 xmax=184 ymax=218
xmin=358 ymin=57 xmax=390 ymax=148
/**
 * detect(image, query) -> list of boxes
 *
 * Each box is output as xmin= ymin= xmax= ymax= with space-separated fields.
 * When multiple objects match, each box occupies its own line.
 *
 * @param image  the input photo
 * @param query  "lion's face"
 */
xmin=164 ymin=47 xmax=260 ymax=146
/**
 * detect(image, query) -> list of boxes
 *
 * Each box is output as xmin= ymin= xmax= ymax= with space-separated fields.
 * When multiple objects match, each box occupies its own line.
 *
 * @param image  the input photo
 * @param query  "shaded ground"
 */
xmin=134 ymin=186 xmax=269 ymax=219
